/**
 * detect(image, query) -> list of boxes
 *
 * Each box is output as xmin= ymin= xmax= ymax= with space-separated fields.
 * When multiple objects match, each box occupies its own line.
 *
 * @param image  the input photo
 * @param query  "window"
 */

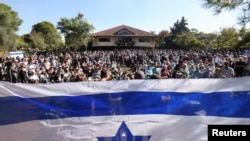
xmin=99 ymin=38 xmax=111 ymax=42
xmin=114 ymin=29 xmax=134 ymax=35
xmin=116 ymin=30 xmax=132 ymax=35
xmin=138 ymin=37 xmax=150 ymax=42
xmin=117 ymin=37 xmax=132 ymax=42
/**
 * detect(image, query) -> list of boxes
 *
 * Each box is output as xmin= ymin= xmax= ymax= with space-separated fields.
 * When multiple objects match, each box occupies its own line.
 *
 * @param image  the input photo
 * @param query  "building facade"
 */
xmin=92 ymin=25 xmax=158 ymax=48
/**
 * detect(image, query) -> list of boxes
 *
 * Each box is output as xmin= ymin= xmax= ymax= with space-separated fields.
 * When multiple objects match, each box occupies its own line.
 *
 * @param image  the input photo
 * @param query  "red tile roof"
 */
xmin=94 ymin=25 xmax=157 ymax=37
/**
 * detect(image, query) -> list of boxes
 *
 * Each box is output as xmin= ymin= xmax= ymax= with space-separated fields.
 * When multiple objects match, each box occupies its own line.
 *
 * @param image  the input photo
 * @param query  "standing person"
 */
xmin=4 ymin=57 xmax=13 ymax=82
xmin=0 ymin=62 xmax=3 ymax=81
xmin=27 ymin=58 xmax=36 ymax=77
xmin=19 ymin=65 xmax=28 ymax=83
xmin=9 ymin=59 xmax=19 ymax=83
xmin=43 ymin=59 xmax=51 ymax=73
xmin=234 ymin=57 xmax=246 ymax=77
xmin=3 ymin=57 xmax=19 ymax=83
xmin=244 ymin=57 xmax=250 ymax=76
xmin=221 ymin=61 xmax=235 ymax=78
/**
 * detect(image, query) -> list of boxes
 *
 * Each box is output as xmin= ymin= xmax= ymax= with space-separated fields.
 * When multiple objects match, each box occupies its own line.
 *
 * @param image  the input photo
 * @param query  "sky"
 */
xmin=1 ymin=0 xmax=247 ymax=35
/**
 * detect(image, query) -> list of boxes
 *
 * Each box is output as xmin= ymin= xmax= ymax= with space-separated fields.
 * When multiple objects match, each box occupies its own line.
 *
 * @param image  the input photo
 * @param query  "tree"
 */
xmin=57 ymin=13 xmax=94 ymax=49
xmin=0 ymin=3 xmax=22 ymax=52
xmin=238 ymin=32 xmax=250 ymax=49
xmin=156 ymin=30 xmax=170 ymax=48
xmin=202 ymin=0 xmax=250 ymax=26
xmin=31 ymin=21 xmax=63 ymax=51
xmin=211 ymin=27 xmax=239 ymax=50
xmin=166 ymin=16 xmax=190 ymax=49
xmin=170 ymin=16 xmax=190 ymax=37
xmin=15 ymin=36 xmax=29 ymax=51
xmin=29 ymin=32 xmax=46 ymax=51
xmin=237 ymin=27 xmax=250 ymax=49
xmin=173 ymin=31 xmax=203 ymax=50
xmin=196 ymin=32 xmax=217 ymax=51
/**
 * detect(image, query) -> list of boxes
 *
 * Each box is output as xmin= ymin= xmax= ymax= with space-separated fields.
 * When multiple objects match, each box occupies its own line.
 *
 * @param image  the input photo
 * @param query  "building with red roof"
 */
xmin=92 ymin=25 xmax=158 ymax=48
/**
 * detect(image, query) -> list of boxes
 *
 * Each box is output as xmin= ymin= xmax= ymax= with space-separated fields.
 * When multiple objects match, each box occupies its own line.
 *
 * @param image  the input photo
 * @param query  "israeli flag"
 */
xmin=0 ymin=78 xmax=250 ymax=141
xmin=9 ymin=51 xmax=24 ymax=58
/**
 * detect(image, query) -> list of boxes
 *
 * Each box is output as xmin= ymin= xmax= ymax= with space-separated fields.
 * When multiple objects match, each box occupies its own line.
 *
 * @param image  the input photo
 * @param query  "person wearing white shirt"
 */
xmin=27 ymin=59 xmax=36 ymax=75
xmin=214 ymin=54 xmax=225 ymax=68
xmin=28 ymin=71 xmax=39 ymax=83
xmin=221 ymin=61 xmax=235 ymax=78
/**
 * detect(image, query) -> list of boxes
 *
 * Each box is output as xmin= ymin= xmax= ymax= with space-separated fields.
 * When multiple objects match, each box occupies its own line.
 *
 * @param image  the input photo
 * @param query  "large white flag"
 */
xmin=0 ymin=78 xmax=250 ymax=141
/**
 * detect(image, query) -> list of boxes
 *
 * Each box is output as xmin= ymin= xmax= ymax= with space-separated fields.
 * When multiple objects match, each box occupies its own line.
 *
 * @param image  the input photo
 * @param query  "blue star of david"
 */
xmin=97 ymin=121 xmax=151 ymax=141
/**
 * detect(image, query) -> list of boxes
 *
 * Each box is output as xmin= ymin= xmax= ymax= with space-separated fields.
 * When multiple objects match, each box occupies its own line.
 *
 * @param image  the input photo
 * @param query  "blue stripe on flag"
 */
xmin=0 ymin=91 xmax=250 ymax=125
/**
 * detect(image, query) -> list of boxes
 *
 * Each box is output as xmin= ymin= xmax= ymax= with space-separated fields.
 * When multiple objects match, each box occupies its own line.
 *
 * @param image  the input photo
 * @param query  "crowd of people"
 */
xmin=0 ymin=49 xmax=250 ymax=83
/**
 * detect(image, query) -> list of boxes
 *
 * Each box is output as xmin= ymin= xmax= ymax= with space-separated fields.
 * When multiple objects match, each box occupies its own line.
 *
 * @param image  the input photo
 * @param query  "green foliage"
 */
xmin=196 ymin=32 xmax=217 ymax=50
xmin=31 ymin=21 xmax=63 ymax=50
xmin=156 ymin=30 xmax=170 ymax=48
xmin=29 ymin=32 xmax=46 ymax=51
xmin=15 ymin=36 xmax=29 ymax=50
xmin=202 ymin=0 xmax=249 ymax=26
xmin=170 ymin=16 xmax=190 ymax=37
xmin=173 ymin=31 xmax=203 ymax=50
xmin=202 ymin=0 xmax=250 ymax=50
xmin=32 ymin=21 xmax=57 ymax=35
xmin=237 ymin=27 xmax=250 ymax=49
xmin=22 ymin=34 xmax=32 ymax=45
xmin=165 ymin=16 xmax=190 ymax=49
xmin=0 ymin=3 xmax=22 ymax=51
xmin=57 ymin=13 xmax=94 ymax=49
xmin=211 ymin=27 xmax=239 ymax=50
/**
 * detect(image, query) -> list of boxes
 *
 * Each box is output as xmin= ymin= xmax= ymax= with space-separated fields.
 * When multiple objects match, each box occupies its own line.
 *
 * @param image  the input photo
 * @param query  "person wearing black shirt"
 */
xmin=172 ymin=60 xmax=186 ymax=78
